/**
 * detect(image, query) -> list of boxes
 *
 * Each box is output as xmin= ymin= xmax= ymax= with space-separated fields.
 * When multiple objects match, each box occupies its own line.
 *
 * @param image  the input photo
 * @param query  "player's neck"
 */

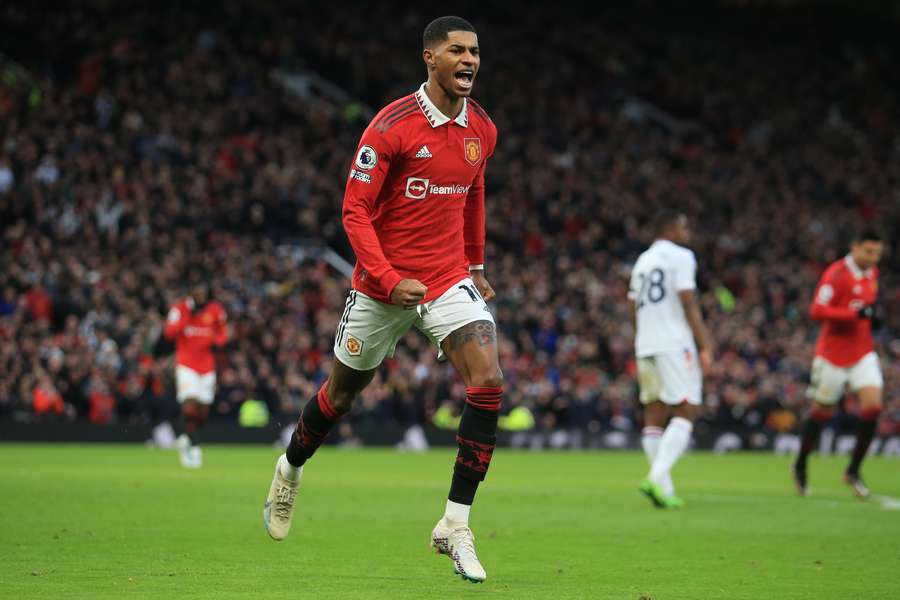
xmin=424 ymin=80 xmax=465 ymax=121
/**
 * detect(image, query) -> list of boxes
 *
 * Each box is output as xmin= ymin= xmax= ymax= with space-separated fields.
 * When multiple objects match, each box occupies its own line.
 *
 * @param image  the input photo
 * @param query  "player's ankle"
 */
xmin=443 ymin=499 xmax=471 ymax=526
xmin=278 ymin=454 xmax=301 ymax=481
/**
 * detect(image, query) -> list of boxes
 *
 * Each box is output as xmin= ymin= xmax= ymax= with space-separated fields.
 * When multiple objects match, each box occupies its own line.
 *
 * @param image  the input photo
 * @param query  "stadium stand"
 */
xmin=1 ymin=2 xmax=898 ymax=443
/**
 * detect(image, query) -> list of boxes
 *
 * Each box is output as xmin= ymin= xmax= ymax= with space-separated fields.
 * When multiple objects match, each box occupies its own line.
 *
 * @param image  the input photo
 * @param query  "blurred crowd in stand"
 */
xmin=1 ymin=2 xmax=898 ymax=440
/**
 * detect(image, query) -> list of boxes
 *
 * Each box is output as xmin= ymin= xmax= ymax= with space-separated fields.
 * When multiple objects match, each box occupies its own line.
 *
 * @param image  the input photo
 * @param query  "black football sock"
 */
xmin=449 ymin=387 xmax=502 ymax=505
xmin=795 ymin=415 xmax=826 ymax=471
xmin=285 ymin=386 xmax=340 ymax=468
xmin=847 ymin=408 xmax=881 ymax=475
xmin=175 ymin=402 xmax=200 ymax=444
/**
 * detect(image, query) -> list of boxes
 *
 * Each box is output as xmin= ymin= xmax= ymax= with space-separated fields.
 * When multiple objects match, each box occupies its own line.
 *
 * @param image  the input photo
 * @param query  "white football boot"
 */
xmin=176 ymin=434 xmax=201 ymax=469
xmin=430 ymin=518 xmax=487 ymax=583
xmin=189 ymin=446 xmax=202 ymax=468
xmin=263 ymin=454 xmax=302 ymax=540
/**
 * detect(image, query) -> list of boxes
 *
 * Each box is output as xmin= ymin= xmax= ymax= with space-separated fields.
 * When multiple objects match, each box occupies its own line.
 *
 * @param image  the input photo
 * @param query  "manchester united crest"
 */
xmin=345 ymin=335 xmax=364 ymax=356
xmin=464 ymin=138 xmax=482 ymax=165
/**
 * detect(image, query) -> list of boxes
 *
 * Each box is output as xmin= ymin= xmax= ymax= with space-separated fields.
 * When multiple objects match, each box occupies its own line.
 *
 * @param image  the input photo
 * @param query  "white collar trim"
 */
xmin=415 ymin=83 xmax=468 ymax=128
xmin=844 ymin=255 xmax=871 ymax=279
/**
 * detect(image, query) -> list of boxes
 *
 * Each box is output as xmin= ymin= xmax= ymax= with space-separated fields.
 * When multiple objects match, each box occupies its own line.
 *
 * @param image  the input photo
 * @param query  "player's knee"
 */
xmin=673 ymin=402 xmax=699 ymax=422
xmin=326 ymin=362 xmax=376 ymax=415
xmin=856 ymin=386 xmax=883 ymax=407
xmin=326 ymin=390 xmax=354 ymax=415
xmin=195 ymin=404 xmax=210 ymax=422
xmin=468 ymin=369 xmax=503 ymax=390
xmin=811 ymin=403 xmax=836 ymax=422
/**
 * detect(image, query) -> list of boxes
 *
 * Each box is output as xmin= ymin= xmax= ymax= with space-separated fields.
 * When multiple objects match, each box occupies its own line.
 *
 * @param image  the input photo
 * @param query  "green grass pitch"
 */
xmin=2 ymin=444 xmax=899 ymax=599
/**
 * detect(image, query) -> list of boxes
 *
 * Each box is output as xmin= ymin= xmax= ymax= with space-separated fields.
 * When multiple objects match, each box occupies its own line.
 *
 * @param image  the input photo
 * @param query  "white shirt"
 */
xmin=629 ymin=239 xmax=698 ymax=357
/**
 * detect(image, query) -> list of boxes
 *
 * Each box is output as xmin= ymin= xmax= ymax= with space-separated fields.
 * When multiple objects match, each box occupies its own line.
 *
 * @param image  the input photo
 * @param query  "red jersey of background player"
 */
xmin=342 ymin=83 xmax=497 ymax=303
xmin=163 ymin=299 xmax=227 ymax=374
xmin=809 ymin=255 xmax=878 ymax=367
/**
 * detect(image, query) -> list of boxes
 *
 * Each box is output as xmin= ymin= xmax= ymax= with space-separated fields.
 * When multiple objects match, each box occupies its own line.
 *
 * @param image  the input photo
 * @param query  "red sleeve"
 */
xmin=213 ymin=305 xmax=228 ymax=346
xmin=464 ymin=124 xmax=495 ymax=267
xmin=463 ymin=159 xmax=486 ymax=267
xmin=163 ymin=303 xmax=188 ymax=340
xmin=341 ymin=127 xmax=403 ymax=297
xmin=809 ymin=269 xmax=857 ymax=322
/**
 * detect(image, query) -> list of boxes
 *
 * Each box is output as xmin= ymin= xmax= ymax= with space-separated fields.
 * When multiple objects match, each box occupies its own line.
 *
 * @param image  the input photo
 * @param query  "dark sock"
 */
xmin=449 ymin=472 xmax=479 ymax=505
xmin=176 ymin=403 xmax=202 ymax=442
xmin=185 ymin=407 xmax=208 ymax=437
xmin=795 ymin=419 xmax=821 ymax=470
xmin=796 ymin=407 xmax=832 ymax=470
xmin=285 ymin=386 xmax=340 ymax=467
xmin=449 ymin=387 xmax=501 ymax=505
xmin=847 ymin=408 xmax=881 ymax=475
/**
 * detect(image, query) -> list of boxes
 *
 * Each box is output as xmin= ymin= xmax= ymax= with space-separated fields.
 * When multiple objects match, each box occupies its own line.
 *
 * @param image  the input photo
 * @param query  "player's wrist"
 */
xmin=382 ymin=271 xmax=404 ymax=300
xmin=469 ymin=264 xmax=484 ymax=272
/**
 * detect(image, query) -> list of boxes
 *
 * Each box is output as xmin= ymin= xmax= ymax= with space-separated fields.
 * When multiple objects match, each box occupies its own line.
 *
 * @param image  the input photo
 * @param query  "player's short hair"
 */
xmin=652 ymin=209 xmax=685 ymax=235
xmin=423 ymin=16 xmax=476 ymax=49
xmin=852 ymin=227 xmax=883 ymax=244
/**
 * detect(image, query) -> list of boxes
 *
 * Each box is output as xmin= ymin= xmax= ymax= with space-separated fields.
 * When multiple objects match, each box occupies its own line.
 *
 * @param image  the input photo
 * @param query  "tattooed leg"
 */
xmin=441 ymin=319 xmax=503 ymax=504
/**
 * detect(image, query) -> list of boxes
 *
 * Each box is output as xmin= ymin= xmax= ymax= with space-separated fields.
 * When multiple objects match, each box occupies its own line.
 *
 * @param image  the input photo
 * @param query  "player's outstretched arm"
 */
xmin=678 ymin=290 xmax=713 ymax=370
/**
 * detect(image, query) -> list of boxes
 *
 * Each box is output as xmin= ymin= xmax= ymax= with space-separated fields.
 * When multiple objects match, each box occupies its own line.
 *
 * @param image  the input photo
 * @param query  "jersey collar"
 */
xmin=844 ymin=254 xmax=871 ymax=279
xmin=415 ymin=83 xmax=468 ymax=128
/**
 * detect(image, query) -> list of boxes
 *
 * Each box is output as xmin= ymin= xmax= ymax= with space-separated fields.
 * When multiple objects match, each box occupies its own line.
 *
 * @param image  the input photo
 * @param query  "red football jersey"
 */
xmin=342 ymin=83 xmax=498 ymax=303
xmin=809 ymin=256 xmax=879 ymax=367
xmin=163 ymin=299 xmax=227 ymax=374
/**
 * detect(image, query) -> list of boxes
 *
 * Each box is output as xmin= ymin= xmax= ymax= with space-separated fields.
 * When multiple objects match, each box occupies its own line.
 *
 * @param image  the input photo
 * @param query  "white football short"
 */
xmin=637 ymin=349 xmax=702 ymax=406
xmin=807 ymin=352 xmax=883 ymax=405
xmin=333 ymin=277 xmax=495 ymax=371
xmin=175 ymin=365 xmax=216 ymax=404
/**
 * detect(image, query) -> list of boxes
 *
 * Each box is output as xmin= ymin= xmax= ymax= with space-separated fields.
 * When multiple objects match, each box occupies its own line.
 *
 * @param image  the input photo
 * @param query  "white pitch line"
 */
xmin=699 ymin=492 xmax=900 ymax=512
xmin=874 ymin=495 xmax=900 ymax=510
xmin=697 ymin=493 xmax=840 ymax=508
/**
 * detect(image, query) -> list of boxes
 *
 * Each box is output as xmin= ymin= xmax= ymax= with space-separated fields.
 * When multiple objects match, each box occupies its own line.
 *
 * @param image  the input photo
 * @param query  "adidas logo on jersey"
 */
xmin=415 ymin=145 xmax=432 ymax=158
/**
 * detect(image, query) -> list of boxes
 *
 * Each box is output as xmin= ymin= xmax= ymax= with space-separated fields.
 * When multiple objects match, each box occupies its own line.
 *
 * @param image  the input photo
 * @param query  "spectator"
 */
xmin=0 ymin=2 xmax=897 ymax=440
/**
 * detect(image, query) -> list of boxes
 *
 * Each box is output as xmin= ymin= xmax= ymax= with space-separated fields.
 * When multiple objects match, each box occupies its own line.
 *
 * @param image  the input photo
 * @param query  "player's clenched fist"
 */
xmin=470 ymin=270 xmax=495 ymax=301
xmin=391 ymin=279 xmax=427 ymax=309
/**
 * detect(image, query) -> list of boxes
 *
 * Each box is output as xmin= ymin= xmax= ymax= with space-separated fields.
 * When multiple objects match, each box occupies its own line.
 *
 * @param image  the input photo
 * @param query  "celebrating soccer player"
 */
xmin=630 ymin=211 xmax=713 ymax=509
xmin=793 ymin=229 xmax=885 ymax=498
xmin=262 ymin=16 xmax=500 ymax=583
xmin=163 ymin=277 xmax=228 ymax=468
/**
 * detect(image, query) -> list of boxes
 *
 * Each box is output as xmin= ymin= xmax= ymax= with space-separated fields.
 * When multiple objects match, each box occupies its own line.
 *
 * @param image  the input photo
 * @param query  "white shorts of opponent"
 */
xmin=807 ymin=351 xmax=883 ymax=405
xmin=637 ymin=348 xmax=702 ymax=406
xmin=333 ymin=277 xmax=495 ymax=371
xmin=175 ymin=365 xmax=216 ymax=405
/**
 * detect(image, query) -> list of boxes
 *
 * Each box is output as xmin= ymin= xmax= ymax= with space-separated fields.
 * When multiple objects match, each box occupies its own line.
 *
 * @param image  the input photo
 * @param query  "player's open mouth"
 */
xmin=454 ymin=70 xmax=474 ymax=89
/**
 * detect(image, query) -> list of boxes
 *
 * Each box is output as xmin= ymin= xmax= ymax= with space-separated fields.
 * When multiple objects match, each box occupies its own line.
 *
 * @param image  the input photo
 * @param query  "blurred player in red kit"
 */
xmin=793 ymin=229 xmax=884 ymax=498
xmin=164 ymin=278 xmax=228 ymax=468
xmin=262 ymin=16 xmax=501 ymax=582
